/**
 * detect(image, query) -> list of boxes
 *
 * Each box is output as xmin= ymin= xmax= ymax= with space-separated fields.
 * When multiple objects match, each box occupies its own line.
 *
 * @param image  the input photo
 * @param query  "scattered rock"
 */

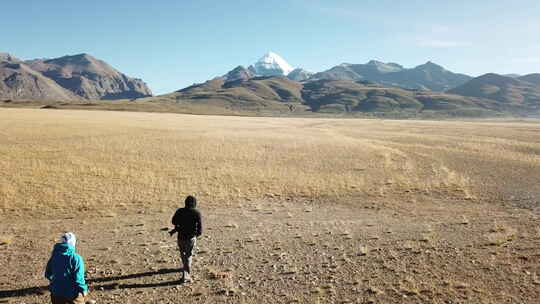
xmin=282 ymin=270 xmax=297 ymax=275
xmin=366 ymin=286 xmax=382 ymax=295
xmin=217 ymin=289 xmax=229 ymax=296
xmin=358 ymin=246 xmax=369 ymax=256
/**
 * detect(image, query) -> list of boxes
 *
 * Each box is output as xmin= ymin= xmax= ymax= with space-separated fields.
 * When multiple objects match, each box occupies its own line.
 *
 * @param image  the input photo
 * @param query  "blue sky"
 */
xmin=2 ymin=0 xmax=539 ymax=94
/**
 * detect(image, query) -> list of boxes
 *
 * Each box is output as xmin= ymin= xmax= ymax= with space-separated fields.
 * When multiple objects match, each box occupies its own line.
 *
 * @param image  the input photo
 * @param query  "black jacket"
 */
xmin=171 ymin=207 xmax=202 ymax=238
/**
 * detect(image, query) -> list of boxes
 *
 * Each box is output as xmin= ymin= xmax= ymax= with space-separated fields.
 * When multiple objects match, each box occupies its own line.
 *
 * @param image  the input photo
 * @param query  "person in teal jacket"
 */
xmin=45 ymin=232 xmax=89 ymax=304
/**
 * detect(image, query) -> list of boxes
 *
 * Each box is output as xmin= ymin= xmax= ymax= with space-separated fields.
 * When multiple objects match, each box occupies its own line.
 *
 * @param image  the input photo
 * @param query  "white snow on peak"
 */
xmin=253 ymin=52 xmax=295 ymax=76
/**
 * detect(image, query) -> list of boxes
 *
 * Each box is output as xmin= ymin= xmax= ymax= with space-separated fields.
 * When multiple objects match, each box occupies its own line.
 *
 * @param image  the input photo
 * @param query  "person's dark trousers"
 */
xmin=50 ymin=294 xmax=85 ymax=304
xmin=177 ymin=235 xmax=196 ymax=275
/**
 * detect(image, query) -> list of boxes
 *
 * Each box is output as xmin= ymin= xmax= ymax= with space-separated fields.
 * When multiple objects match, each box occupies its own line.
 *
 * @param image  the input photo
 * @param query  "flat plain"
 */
xmin=1 ymin=108 xmax=539 ymax=303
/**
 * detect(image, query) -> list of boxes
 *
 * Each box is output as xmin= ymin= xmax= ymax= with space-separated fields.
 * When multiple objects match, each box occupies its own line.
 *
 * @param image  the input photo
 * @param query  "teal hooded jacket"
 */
xmin=45 ymin=243 xmax=88 ymax=298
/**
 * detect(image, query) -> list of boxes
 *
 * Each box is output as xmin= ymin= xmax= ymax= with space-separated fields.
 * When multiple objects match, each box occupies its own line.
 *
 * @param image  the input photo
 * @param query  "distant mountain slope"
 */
xmin=177 ymin=76 xmax=303 ymax=104
xmin=447 ymin=73 xmax=540 ymax=111
xmin=518 ymin=73 xmax=540 ymax=86
xmin=154 ymin=76 xmax=501 ymax=116
xmin=311 ymin=61 xmax=472 ymax=91
xmin=223 ymin=66 xmax=255 ymax=82
xmin=503 ymin=74 xmax=521 ymax=78
xmin=382 ymin=62 xmax=472 ymax=91
xmin=287 ymin=68 xmax=313 ymax=81
xmin=25 ymin=54 xmax=152 ymax=100
xmin=310 ymin=64 xmax=364 ymax=81
xmin=0 ymin=60 xmax=81 ymax=101
xmin=0 ymin=53 xmax=21 ymax=63
xmin=301 ymin=79 xmax=422 ymax=112
xmin=301 ymin=79 xmax=500 ymax=114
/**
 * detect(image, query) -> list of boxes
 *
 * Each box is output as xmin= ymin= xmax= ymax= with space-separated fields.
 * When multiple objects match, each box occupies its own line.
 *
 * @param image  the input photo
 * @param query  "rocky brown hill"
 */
xmin=0 ymin=54 xmax=81 ymax=102
xmin=1 ymin=53 xmax=152 ymax=101
xmin=447 ymin=73 xmax=540 ymax=113
xmin=223 ymin=66 xmax=255 ymax=82
xmin=25 ymin=54 xmax=152 ymax=100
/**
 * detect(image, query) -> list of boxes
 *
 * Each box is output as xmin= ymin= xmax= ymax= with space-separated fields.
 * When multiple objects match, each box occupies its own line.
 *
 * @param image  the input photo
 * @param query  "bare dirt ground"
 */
xmin=1 ymin=109 xmax=540 ymax=303
xmin=1 ymin=197 xmax=539 ymax=304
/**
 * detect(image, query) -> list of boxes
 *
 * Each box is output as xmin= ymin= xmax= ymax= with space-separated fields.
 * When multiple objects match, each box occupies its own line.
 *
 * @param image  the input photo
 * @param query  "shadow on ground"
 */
xmin=0 ymin=268 xmax=182 ymax=299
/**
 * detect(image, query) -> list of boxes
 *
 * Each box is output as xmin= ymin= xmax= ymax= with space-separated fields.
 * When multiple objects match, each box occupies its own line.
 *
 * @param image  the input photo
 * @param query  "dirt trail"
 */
xmin=1 ymin=197 xmax=539 ymax=304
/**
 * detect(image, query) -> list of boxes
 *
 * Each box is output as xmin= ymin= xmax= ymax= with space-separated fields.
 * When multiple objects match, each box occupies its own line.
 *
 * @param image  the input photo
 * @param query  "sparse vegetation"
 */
xmin=1 ymin=109 xmax=540 ymax=216
xmin=1 ymin=109 xmax=540 ymax=303
xmin=0 ymin=235 xmax=13 ymax=245
xmin=485 ymin=224 xmax=518 ymax=246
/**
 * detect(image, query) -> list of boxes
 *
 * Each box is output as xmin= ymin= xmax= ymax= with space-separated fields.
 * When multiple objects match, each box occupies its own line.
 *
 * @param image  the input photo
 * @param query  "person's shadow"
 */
xmin=0 ymin=268 xmax=183 ymax=300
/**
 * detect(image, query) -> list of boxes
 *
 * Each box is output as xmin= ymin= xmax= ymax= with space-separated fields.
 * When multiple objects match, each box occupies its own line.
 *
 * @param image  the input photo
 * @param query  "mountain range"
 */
xmin=2 ymin=51 xmax=540 ymax=116
xmin=310 ymin=60 xmax=473 ymax=92
xmin=224 ymin=53 xmax=472 ymax=92
xmin=164 ymin=73 xmax=505 ymax=116
xmin=160 ymin=52 xmax=539 ymax=116
xmin=222 ymin=53 xmax=314 ymax=83
xmin=0 ymin=53 xmax=151 ymax=101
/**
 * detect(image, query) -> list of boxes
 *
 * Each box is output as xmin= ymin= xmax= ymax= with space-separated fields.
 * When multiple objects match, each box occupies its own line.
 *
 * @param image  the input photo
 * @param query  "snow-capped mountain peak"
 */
xmin=248 ymin=51 xmax=295 ymax=76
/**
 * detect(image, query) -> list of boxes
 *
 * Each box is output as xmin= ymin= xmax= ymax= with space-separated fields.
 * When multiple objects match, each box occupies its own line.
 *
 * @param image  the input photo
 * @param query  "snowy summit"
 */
xmin=248 ymin=52 xmax=295 ymax=77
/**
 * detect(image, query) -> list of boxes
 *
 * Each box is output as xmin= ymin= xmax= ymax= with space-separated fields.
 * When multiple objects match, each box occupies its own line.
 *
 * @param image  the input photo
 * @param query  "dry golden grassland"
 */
xmin=2 ymin=108 xmax=540 ymax=304
xmin=1 ymin=108 xmax=539 ymax=216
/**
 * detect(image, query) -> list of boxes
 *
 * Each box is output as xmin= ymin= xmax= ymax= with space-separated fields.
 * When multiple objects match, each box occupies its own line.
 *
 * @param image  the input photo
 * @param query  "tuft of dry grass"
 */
xmin=0 ymin=235 xmax=14 ymax=246
xmin=485 ymin=223 xmax=518 ymax=246
xmin=0 ymin=235 xmax=14 ymax=245
xmin=207 ymin=267 xmax=233 ymax=280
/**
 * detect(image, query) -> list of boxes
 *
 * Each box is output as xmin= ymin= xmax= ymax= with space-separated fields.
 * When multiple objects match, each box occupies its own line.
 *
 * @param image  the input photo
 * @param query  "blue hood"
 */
xmin=53 ymin=242 xmax=76 ymax=255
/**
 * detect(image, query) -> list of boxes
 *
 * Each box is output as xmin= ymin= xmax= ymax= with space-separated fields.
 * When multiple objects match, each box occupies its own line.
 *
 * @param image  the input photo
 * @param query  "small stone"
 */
xmin=283 ymin=270 xmax=297 ymax=275
xmin=217 ymin=289 xmax=229 ymax=296
xmin=358 ymin=246 xmax=369 ymax=256
xmin=366 ymin=286 xmax=382 ymax=295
